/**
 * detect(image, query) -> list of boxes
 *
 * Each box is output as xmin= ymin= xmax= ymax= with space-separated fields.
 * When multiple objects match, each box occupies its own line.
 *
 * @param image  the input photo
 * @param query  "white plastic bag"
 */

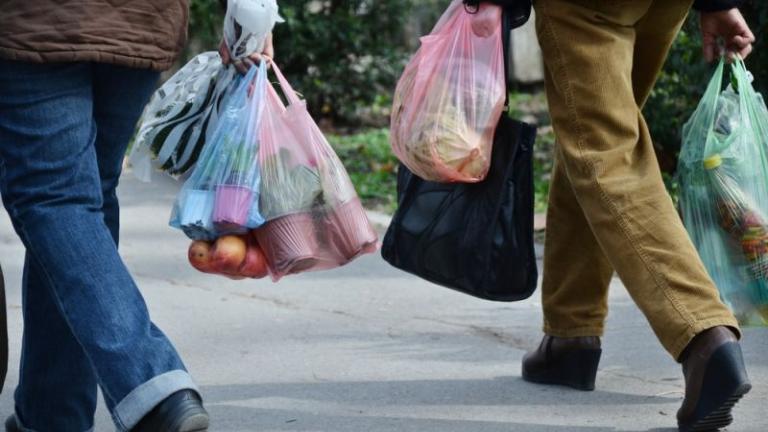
xmin=130 ymin=0 xmax=285 ymax=181
xmin=224 ymin=0 xmax=284 ymax=60
xmin=130 ymin=52 xmax=236 ymax=180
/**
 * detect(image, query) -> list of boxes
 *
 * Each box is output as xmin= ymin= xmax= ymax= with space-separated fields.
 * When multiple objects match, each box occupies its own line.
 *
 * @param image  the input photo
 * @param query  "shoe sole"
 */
xmin=171 ymin=410 xmax=210 ymax=432
xmin=522 ymin=348 xmax=601 ymax=391
xmin=177 ymin=413 xmax=209 ymax=432
xmin=679 ymin=343 xmax=752 ymax=432
xmin=683 ymin=383 xmax=751 ymax=432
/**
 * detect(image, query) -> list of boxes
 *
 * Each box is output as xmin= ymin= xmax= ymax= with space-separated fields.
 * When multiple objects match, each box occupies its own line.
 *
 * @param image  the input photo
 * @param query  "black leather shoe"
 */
xmin=522 ymin=335 xmax=602 ymax=391
xmin=5 ymin=415 xmax=20 ymax=432
xmin=677 ymin=327 xmax=751 ymax=432
xmin=132 ymin=390 xmax=209 ymax=432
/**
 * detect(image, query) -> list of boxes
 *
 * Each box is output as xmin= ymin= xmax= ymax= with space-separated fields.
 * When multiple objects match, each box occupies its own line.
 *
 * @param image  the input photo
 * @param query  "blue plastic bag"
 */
xmin=170 ymin=61 xmax=268 ymax=240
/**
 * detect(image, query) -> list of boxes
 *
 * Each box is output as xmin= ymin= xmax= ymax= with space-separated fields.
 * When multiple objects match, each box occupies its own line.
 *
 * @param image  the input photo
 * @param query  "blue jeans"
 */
xmin=0 ymin=60 xmax=199 ymax=431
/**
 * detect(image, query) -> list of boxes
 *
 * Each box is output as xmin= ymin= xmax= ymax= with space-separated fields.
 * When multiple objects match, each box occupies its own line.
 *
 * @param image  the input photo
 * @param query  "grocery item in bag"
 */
xmin=678 ymin=58 xmax=768 ymax=326
xmin=390 ymin=0 xmax=506 ymax=183
xmin=254 ymin=61 xmax=378 ymax=280
xmin=170 ymin=63 xmax=268 ymax=241
xmin=189 ymin=234 xmax=269 ymax=280
xmin=130 ymin=0 xmax=284 ymax=179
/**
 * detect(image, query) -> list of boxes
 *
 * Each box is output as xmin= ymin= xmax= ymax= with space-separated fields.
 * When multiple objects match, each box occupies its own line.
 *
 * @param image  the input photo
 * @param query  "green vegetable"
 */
xmin=260 ymin=149 xmax=324 ymax=218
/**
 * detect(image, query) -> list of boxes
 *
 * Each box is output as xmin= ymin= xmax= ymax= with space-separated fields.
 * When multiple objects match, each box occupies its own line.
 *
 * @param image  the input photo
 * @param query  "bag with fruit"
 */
xmin=678 ymin=57 xmax=768 ymax=326
xmin=252 ymin=61 xmax=379 ymax=280
xmin=390 ymin=0 xmax=506 ymax=183
xmin=170 ymin=61 xmax=268 ymax=241
xmin=189 ymin=233 xmax=270 ymax=280
xmin=130 ymin=0 xmax=284 ymax=180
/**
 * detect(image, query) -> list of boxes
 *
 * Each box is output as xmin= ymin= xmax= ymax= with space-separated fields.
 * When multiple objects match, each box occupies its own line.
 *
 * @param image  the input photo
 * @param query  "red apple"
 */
xmin=188 ymin=240 xmax=215 ymax=273
xmin=239 ymin=236 xmax=270 ymax=279
xmin=211 ymin=235 xmax=248 ymax=275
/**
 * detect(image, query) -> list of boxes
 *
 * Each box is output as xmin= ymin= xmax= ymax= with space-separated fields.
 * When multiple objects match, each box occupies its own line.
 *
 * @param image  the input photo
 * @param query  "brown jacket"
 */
xmin=0 ymin=0 xmax=189 ymax=71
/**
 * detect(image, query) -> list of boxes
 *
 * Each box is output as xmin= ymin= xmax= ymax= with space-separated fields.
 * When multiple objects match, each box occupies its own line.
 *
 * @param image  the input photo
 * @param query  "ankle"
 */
xmin=679 ymin=326 xmax=739 ymax=363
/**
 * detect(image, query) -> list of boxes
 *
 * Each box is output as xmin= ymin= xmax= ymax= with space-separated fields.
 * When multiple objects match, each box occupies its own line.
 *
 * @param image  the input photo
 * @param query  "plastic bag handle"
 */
xmin=244 ymin=59 xmax=269 ymax=147
xmin=731 ymin=56 xmax=768 ymax=145
xmin=266 ymin=58 xmax=303 ymax=107
xmin=233 ymin=62 xmax=261 ymax=100
xmin=698 ymin=58 xmax=727 ymax=138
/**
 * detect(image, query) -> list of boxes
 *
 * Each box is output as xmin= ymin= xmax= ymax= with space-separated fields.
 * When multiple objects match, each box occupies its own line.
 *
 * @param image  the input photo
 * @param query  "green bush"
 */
xmin=187 ymin=0 xmax=416 ymax=126
xmin=741 ymin=3 xmax=768 ymax=95
xmin=327 ymin=129 xmax=399 ymax=212
xmin=273 ymin=1 xmax=413 ymax=125
xmin=187 ymin=0 xmax=224 ymax=57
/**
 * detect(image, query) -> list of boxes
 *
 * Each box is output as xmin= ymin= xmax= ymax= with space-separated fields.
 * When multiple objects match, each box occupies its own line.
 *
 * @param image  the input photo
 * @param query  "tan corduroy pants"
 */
xmin=533 ymin=0 xmax=739 ymax=360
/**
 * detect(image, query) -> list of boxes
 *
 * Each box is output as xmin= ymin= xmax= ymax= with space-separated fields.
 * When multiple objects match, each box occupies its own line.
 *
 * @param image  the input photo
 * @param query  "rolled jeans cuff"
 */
xmin=113 ymin=369 xmax=200 ymax=431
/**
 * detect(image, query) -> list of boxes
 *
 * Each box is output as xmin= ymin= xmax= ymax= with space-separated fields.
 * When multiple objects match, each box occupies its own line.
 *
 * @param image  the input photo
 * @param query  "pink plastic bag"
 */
xmin=254 ymin=61 xmax=379 ymax=280
xmin=391 ymin=0 xmax=506 ymax=183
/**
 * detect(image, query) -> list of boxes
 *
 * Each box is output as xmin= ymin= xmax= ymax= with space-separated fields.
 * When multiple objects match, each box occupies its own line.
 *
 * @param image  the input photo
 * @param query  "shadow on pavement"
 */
xmin=198 ymin=377 xmax=679 ymax=431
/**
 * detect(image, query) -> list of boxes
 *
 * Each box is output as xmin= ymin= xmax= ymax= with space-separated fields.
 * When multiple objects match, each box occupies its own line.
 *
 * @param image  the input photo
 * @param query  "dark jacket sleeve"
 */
xmin=693 ymin=0 xmax=745 ymax=12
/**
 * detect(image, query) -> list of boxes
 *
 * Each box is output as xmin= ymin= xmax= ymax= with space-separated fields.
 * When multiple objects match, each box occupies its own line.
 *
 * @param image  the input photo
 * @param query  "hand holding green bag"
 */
xmin=678 ymin=57 xmax=768 ymax=326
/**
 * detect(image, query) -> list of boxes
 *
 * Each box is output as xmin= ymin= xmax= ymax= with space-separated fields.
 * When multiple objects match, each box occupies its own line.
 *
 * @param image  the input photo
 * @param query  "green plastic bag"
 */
xmin=678 ymin=58 xmax=768 ymax=326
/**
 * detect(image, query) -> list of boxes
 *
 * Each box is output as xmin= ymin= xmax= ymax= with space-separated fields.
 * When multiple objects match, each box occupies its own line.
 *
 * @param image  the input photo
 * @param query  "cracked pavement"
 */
xmin=0 ymin=173 xmax=766 ymax=431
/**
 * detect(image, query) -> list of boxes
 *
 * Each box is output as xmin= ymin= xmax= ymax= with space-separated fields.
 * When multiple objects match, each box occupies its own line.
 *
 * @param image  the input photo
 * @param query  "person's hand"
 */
xmin=700 ymin=9 xmax=755 ymax=63
xmin=219 ymin=33 xmax=275 ymax=74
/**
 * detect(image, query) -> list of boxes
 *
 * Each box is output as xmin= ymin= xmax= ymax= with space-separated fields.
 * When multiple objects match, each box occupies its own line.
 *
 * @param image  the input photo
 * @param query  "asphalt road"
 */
xmin=0 ymin=172 xmax=765 ymax=432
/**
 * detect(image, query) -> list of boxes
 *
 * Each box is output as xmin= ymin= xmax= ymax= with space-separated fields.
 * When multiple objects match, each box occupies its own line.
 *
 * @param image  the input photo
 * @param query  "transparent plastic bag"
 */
xmin=390 ymin=0 xmax=506 ymax=183
xmin=130 ymin=1 xmax=284 ymax=180
xmin=678 ymin=58 xmax=768 ymax=326
xmin=170 ymin=62 xmax=268 ymax=241
xmin=253 ymin=61 xmax=378 ymax=280
xmin=131 ymin=53 xmax=236 ymax=180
